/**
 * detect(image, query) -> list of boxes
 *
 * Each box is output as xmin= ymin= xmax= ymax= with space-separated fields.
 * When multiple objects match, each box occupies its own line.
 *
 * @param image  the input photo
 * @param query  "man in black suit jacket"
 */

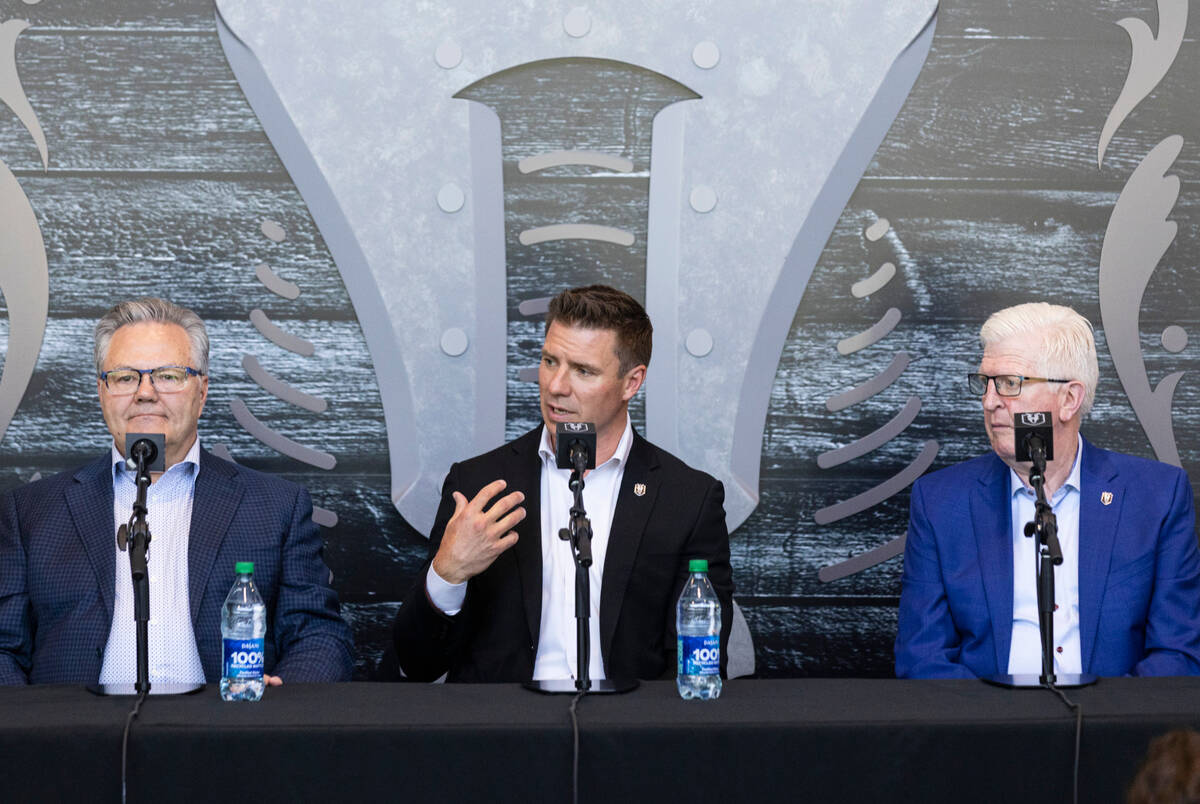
xmin=393 ymin=286 xmax=733 ymax=683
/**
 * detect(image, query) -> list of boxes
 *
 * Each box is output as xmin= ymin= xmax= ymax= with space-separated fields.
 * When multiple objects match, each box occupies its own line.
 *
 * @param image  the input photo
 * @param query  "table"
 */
xmin=3 ymin=678 xmax=1199 ymax=803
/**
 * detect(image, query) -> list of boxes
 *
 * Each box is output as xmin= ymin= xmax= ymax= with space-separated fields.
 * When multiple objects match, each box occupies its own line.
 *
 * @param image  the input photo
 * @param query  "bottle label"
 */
xmin=678 ymin=635 xmax=720 ymax=676
xmin=223 ymin=637 xmax=265 ymax=679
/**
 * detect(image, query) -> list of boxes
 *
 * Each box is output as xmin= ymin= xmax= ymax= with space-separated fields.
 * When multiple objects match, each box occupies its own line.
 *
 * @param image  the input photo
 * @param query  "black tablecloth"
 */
xmin=3 ymin=678 xmax=1200 ymax=803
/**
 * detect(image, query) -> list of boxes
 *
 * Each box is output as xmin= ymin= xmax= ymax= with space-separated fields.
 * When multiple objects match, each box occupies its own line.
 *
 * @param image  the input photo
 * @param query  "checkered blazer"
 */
xmin=0 ymin=448 xmax=354 ymax=684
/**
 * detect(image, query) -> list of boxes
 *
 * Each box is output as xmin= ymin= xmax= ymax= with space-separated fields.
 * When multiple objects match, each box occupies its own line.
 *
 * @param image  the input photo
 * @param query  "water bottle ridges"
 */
xmin=220 ymin=562 xmax=267 ymax=702
xmin=676 ymin=559 xmax=722 ymax=700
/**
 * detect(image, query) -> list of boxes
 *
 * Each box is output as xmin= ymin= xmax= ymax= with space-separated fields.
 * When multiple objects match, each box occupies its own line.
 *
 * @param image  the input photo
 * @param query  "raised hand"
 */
xmin=431 ymin=479 xmax=525 ymax=584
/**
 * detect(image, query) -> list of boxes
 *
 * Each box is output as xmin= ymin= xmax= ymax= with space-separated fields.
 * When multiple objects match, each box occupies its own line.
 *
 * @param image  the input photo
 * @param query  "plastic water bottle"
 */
xmin=677 ymin=558 xmax=722 ymax=700
xmin=220 ymin=561 xmax=266 ymax=701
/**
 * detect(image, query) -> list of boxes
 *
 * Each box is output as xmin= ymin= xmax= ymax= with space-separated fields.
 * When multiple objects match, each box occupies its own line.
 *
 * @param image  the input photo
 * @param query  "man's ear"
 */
xmin=622 ymin=364 xmax=647 ymax=401
xmin=1058 ymin=380 xmax=1085 ymax=423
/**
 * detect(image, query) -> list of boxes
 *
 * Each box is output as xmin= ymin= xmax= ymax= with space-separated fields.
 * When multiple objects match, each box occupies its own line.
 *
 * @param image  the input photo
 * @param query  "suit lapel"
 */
xmin=187 ymin=449 xmax=244 ymax=623
xmin=599 ymin=433 xmax=658 ymax=665
xmin=65 ymin=455 xmax=118 ymax=621
xmin=509 ymin=429 xmax=544 ymax=650
xmin=1077 ymin=439 xmax=1120 ymax=673
xmin=971 ymin=454 xmax=1014 ymax=673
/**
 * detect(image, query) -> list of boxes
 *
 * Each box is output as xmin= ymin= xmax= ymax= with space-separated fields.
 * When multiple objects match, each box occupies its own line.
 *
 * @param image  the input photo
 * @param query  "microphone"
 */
xmin=125 ymin=432 xmax=166 ymax=473
xmin=1013 ymin=412 xmax=1054 ymax=463
xmin=555 ymin=422 xmax=596 ymax=471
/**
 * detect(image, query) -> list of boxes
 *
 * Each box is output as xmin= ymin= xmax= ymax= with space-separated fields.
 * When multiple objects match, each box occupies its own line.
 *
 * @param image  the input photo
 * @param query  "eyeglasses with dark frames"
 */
xmin=100 ymin=366 xmax=204 ymax=395
xmin=966 ymin=373 xmax=1069 ymax=397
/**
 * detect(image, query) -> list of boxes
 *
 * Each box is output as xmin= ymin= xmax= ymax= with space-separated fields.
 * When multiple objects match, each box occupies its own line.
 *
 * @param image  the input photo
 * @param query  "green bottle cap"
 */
xmin=688 ymin=559 xmax=708 ymax=573
xmin=235 ymin=561 xmax=254 ymax=575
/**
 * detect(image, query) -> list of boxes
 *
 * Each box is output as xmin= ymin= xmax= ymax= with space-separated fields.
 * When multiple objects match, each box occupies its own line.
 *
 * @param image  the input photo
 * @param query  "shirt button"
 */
xmin=1056 ymin=646 xmax=1063 ymax=653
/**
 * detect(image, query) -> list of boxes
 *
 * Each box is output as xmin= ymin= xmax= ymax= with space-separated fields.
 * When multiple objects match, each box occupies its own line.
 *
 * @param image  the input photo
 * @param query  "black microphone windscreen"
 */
xmin=1013 ymin=412 xmax=1054 ymax=462
xmin=555 ymin=422 xmax=597 ymax=470
xmin=125 ymin=432 xmax=166 ymax=473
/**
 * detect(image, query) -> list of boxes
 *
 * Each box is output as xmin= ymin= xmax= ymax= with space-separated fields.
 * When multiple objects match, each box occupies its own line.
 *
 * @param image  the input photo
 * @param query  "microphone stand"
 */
xmin=89 ymin=436 xmax=204 ymax=696
xmin=564 ymin=451 xmax=594 ymax=692
xmin=125 ymin=446 xmax=153 ymax=695
xmin=1025 ymin=444 xmax=1062 ymax=686
xmin=524 ymin=445 xmax=637 ymax=695
xmin=985 ymin=439 xmax=1096 ymax=689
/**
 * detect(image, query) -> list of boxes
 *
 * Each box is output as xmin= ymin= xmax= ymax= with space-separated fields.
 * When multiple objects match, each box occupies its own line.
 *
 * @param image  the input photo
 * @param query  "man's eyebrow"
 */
xmin=540 ymin=349 xmax=601 ymax=374
xmin=567 ymin=358 xmax=602 ymax=373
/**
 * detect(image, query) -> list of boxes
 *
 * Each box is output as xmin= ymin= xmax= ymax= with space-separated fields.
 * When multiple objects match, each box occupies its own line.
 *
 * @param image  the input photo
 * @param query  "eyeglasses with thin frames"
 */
xmin=99 ymin=366 xmax=203 ymax=395
xmin=966 ymin=373 xmax=1069 ymax=397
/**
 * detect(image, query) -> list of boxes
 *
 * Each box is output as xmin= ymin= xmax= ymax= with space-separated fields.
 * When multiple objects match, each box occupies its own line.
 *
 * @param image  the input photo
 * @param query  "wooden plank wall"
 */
xmin=756 ymin=0 xmax=1200 ymax=676
xmin=1 ymin=0 xmax=1195 ymax=678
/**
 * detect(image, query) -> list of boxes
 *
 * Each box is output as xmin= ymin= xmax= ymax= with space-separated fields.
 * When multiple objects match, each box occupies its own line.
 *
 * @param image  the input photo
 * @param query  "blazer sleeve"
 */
xmin=268 ymin=485 xmax=356 ymax=682
xmin=895 ymin=478 xmax=977 ymax=679
xmin=0 ymin=490 xmax=32 ymax=685
xmin=1132 ymin=469 xmax=1200 ymax=676
xmin=392 ymin=463 xmax=467 ymax=681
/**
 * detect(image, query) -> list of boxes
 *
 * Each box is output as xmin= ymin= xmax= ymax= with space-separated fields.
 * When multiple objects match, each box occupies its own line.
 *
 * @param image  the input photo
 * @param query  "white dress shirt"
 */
xmin=99 ymin=437 xmax=206 ymax=685
xmin=426 ymin=417 xmax=634 ymax=681
xmin=1007 ymin=434 xmax=1082 ymax=675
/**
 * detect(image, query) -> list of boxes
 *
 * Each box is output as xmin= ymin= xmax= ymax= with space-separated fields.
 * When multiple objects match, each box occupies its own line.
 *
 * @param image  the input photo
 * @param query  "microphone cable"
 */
xmin=1042 ymin=680 xmax=1082 ymax=804
xmin=120 ymin=688 xmax=148 ymax=804
xmin=568 ymin=690 xmax=584 ymax=804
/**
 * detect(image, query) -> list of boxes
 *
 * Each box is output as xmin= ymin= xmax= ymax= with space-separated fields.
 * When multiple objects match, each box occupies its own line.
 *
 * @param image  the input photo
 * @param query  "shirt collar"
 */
xmin=1009 ymin=432 xmax=1082 ymax=499
xmin=538 ymin=415 xmax=634 ymax=471
xmin=111 ymin=435 xmax=202 ymax=481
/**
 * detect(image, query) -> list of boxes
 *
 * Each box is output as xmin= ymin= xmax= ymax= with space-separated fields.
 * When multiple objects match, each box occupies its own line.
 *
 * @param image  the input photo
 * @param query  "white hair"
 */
xmin=980 ymin=302 xmax=1098 ymax=417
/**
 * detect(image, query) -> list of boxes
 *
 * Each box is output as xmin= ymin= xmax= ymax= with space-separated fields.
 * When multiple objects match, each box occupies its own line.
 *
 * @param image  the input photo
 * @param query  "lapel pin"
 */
xmin=1100 ymin=491 xmax=1113 ymax=506
xmin=634 ymin=483 xmax=646 ymax=497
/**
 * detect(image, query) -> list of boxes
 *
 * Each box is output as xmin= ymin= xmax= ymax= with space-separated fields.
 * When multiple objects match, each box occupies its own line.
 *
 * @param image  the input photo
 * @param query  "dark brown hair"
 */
xmin=1128 ymin=729 xmax=1200 ymax=804
xmin=545 ymin=285 xmax=652 ymax=374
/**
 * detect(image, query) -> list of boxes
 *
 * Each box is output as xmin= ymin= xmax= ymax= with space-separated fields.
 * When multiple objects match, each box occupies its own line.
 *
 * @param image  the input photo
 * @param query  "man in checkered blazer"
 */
xmin=0 ymin=298 xmax=353 ymax=686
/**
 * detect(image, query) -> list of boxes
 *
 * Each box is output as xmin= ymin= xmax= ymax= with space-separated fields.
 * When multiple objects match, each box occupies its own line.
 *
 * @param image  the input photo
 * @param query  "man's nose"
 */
xmin=981 ymin=380 xmax=1003 ymax=409
xmin=134 ymin=373 xmax=158 ymax=399
xmin=546 ymin=366 xmax=570 ymax=396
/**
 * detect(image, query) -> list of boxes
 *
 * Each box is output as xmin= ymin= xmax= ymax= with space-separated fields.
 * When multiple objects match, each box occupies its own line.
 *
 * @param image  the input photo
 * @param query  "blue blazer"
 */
xmin=895 ymin=437 xmax=1200 ymax=678
xmin=0 ymin=448 xmax=355 ymax=684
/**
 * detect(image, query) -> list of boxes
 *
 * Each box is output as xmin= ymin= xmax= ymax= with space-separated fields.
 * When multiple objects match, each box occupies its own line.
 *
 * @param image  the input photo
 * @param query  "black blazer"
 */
xmin=392 ymin=427 xmax=733 ymax=682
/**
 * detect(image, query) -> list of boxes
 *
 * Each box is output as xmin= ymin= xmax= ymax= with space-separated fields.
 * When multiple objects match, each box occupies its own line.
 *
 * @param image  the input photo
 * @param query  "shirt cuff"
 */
xmin=426 ymin=564 xmax=467 ymax=616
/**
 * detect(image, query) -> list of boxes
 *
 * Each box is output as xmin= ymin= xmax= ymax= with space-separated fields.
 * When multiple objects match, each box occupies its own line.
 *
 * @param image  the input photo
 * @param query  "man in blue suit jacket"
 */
xmin=896 ymin=303 xmax=1200 ymax=679
xmin=0 ymin=298 xmax=354 ymax=685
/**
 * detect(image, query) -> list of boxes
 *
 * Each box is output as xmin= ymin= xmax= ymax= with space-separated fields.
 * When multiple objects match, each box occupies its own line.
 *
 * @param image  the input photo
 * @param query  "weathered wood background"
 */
xmin=0 ymin=0 xmax=1196 ymax=678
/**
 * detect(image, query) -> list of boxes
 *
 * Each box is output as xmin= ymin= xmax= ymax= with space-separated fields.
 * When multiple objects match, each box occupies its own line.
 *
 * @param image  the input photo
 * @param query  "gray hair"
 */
xmin=94 ymin=297 xmax=209 ymax=376
xmin=980 ymin=302 xmax=1098 ymax=417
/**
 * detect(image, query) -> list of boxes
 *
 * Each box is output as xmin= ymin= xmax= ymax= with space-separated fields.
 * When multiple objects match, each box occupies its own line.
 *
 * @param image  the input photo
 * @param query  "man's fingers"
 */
xmin=487 ymin=490 xmax=525 ymax=520
xmin=468 ymin=479 xmax=509 ymax=511
xmin=450 ymin=490 xmax=468 ymax=517
xmin=493 ymin=531 xmax=520 ymax=554
xmin=489 ymin=505 xmax=526 ymax=538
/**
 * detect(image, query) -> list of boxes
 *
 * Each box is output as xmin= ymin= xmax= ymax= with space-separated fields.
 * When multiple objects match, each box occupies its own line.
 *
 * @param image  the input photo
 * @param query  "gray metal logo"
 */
xmin=1098 ymin=0 xmax=1190 ymax=466
xmin=214 ymin=0 xmax=938 ymax=539
xmin=0 ymin=17 xmax=49 ymax=448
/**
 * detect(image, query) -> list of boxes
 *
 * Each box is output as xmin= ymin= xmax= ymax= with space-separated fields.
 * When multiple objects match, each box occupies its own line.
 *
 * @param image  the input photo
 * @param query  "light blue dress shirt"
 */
xmin=1007 ymin=434 xmax=1082 ymax=675
xmin=99 ymin=437 xmax=206 ymax=685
